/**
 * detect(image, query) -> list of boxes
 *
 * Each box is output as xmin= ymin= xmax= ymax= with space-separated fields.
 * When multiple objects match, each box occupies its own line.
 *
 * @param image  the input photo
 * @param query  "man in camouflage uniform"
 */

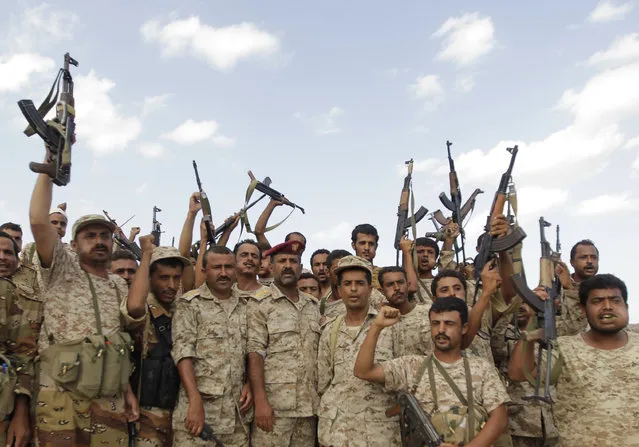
xmin=110 ymin=250 xmax=139 ymax=288
xmin=309 ymin=249 xmax=331 ymax=297
xmin=233 ymin=239 xmax=270 ymax=299
xmin=29 ymin=172 xmax=150 ymax=446
xmin=247 ymin=241 xmax=320 ymax=447
xmin=0 ymin=223 xmax=24 ymax=253
xmin=355 ymin=298 xmax=510 ymax=446
xmin=317 ymin=256 xmax=401 ymax=446
xmin=21 ymin=205 xmax=68 ymax=268
xmin=258 ymin=242 xmax=275 ymax=286
xmin=350 ymin=223 xmax=382 ymax=289
xmin=509 ymin=274 xmax=639 ymax=446
xmin=122 ymin=246 xmax=191 ymax=447
xmin=172 ymin=245 xmax=252 ymax=446
xmin=0 ymin=231 xmax=42 ymax=447
xmin=297 ymin=272 xmax=321 ymax=301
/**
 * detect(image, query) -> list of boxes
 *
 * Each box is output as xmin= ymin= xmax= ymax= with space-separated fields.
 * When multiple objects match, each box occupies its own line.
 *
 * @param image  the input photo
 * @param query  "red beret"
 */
xmin=264 ymin=240 xmax=306 ymax=257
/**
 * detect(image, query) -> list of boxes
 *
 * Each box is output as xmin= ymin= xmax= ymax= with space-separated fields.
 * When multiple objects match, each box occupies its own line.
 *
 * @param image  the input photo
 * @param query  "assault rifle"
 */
xmin=200 ymin=423 xmax=225 ymax=446
xmin=398 ymin=392 xmax=443 ymax=447
xmin=18 ymin=53 xmax=78 ymax=186
xmin=103 ymin=211 xmax=142 ymax=260
xmin=247 ymin=171 xmax=305 ymax=214
xmin=473 ymin=146 xmax=526 ymax=303
xmin=438 ymin=140 xmax=484 ymax=264
xmin=510 ymin=217 xmax=559 ymax=403
xmin=395 ymin=159 xmax=428 ymax=265
xmin=192 ymin=160 xmax=215 ymax=245
xmin=152 ymin=206 xmax=162 ymax=246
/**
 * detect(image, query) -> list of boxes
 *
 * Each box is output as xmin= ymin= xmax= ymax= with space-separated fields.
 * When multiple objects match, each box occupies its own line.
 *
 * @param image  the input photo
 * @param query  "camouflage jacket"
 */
xmin=392 ymin=304 xmax=433 ymax=357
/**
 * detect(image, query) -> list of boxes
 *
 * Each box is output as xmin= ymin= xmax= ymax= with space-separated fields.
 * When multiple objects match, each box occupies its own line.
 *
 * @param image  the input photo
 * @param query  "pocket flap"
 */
xmin=197 ymin=376 xmax=225 ymax=397
xmin=54 ymin=351 xmax=80 ymax=383
xmin=268 ymin=318 xmax=297 ymax=335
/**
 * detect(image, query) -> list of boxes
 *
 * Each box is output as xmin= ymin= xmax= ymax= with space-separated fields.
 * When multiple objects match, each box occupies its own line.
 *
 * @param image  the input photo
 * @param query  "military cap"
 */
xmin=151 ymin=246 xmax=191 ymax=267
xmin=264 ymin=240 xmax=306 ymax=257
xmin=72 ymin=214 xmax=115 ymax=239
xmin=334 ymin=255 xmax=373 ymax=275
xmin=49 ymin=207 xmax=67 ymax=219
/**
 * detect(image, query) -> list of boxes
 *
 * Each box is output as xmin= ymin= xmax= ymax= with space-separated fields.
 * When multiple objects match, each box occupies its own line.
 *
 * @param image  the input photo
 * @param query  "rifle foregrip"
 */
xmin=491 ymin=193 xmax=507 ymax=219
xmin=29 ymin=162 xmax=57 ymax=178
xmin=490 ymin=227 xmax=526 ymax=252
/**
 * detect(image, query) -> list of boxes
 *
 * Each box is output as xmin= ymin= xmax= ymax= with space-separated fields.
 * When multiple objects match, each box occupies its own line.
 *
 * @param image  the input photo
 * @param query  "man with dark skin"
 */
xmin=297 ymin=272 xmax=321 ymax=301
xmin=258 ymin=242 xmax=274 ymax=285
xmin=234 ymin=239 xmax=266 ymax=295
xmin=110 ymin=250 xmax=139 ymax=288
xmin=310 ymin=249 xmax=330 ymax=297
xmin=0 ymin=223 xmax=23 ymax=253
xmin=319 ymin=249 xmax=352 ymax=324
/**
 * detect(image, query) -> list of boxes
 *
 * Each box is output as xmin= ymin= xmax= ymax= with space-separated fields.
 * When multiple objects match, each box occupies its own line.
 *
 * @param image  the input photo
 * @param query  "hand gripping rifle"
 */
xmin=398 ymin=392 xmax=443 ymax=447
xmin=395 ymin=159 xmax=428 ymax=266
xmin=152 ymin=206 xmax=162 ymax=246
xmin=473 ymin=146 xmax=526 ymax=303
xmin=510 ymin=217 xmax=559 ymax=403
xmin=103 ymin=211 xmax=142 ymax=260
xmin=438 ymin=141 xmax=484 ymax=264
xmin=192 ymin=160 xmax=215 ymax=245
xmin=200 ymin=423 xmax=225 ymax=446
xmin=18 ymin=53 xmax=79 ymax=186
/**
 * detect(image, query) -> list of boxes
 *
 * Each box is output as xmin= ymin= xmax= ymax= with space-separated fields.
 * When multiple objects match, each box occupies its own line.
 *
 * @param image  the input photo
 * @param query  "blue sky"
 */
xmin=1 ymin=1 xmax=638 ymax=322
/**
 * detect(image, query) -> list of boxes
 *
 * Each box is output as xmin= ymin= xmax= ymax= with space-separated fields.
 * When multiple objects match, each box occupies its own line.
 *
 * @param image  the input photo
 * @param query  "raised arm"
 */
xmin=29 ymin=172 xmax=58 ymax=267
xmin=126 ymin=235 xmax=154 ymax=319
xmin=354 ymin=306 xmax=400 ymax=384
xmin=400 ymin=237 xmax=418 ymax=293
xmin=253 ymin=199 xmax=284 ymax=247
xmin=179 ymin=192 xmax=201 ymax=258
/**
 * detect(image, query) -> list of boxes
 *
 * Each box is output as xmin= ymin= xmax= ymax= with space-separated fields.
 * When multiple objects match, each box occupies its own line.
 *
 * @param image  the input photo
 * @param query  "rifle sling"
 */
xmin=25 ymin=69 xmax=63 ymax=136
xmin=241 ymin=178 xmax=296 ymax=235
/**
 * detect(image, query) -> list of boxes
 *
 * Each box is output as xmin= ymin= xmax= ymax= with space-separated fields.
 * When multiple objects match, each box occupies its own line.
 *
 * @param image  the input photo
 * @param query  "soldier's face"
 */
xmin=381 ymin=271 xmax=408 ymax=307
xmin=352 ymin=233 xmax=377 ymax=262
xmin=49 ymin=213 xmax=68 ymax=239
xmin=338 ymin=269 xmax=371 ymax=311
xmin=581 ymin=287 xmax=629 ymax=334
xmin=311 ymin=253 xmax=329 ymax=284
xmin=273 ymin=254 xmax=301 ymax=287
xmin=204 ymin=253 xmax=236 ymax=294
xmin=110 ymin=258 xmax=138 ymax=287
xmin=3 ymin=229 xmax=23 ymax=252
xmin=434 ymin=277 xmax=466 ymax=300
xmin=258 ymin=254 xmax=272 ymax=277
xmin=416 ymin=245 xmax=437 ymax=273
xmin=235 ymin=243 xmax=261 ymax=276
xmin=0 ymin=237 xmax=19 ymax=278
xmin=72 ymin=225 xmax=113 ymax=265
xmin=429 ymin=310 xmax=467 ymax=352
xmin=571 ymin=245 xmax=599 ymax=280
xmin=150 ymin=264 xmax=184 ymax=305
xmin=298 ymin=278 xmax=320 ymax=300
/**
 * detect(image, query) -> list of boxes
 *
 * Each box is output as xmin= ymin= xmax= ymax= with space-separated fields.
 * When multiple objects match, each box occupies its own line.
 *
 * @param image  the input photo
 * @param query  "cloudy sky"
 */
xmin=1 ymin=1 xmax=638 ymax=322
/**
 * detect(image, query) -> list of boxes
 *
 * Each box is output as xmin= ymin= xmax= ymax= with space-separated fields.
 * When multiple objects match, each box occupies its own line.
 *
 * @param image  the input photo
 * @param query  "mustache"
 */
xmin=435 ymin=334 xmax=450 ymax=341
xmin=92 ymin=245 xmax=109 ymax=252
xmin=216 ymin=276 xmax=231 ymax=282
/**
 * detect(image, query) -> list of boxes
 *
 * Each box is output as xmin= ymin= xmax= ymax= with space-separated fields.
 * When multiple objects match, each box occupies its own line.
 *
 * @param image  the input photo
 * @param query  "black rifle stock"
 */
xmin=199 ymin=423 xmax=225 ymax=446
xmin=192 ymin=160 xmax=215 ymax=245
xmin=398 ymin=392 xmax=443 ymax=447
xmin=152 ymin=206 xmax=162 ymax=246
xmin=103 ymin=211 xmax=142 ymax=260
xmin=248 ymin=171 xmax=305 ymax=214
xmin=18 ymin=53 xmax=78 ymax=186
xmin=394 ymin=159 xmax=428 ymax=265
xmin=510 ymin=216 xmax=558 ymax=403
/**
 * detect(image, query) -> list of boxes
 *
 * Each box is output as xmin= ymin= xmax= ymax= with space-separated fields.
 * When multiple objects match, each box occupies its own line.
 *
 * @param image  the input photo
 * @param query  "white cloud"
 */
xmin=432 ymin=13 xmax=496 ymax=66
xmin=515 ymin=186 xmax=570 ymax=217
xmin=75 ymin=70 xmax=142 ymax=154
xmin=137 ymin=142 xmax=168 ymax=159
xmin=633 ymin=154 xmax=639 ymax=170
xmin=212 ymin=134 xmax=236 ymax=148
xmin=587 ymin=1 xmax=633 ymax=23
xmin=588 ymin=33 xmax=639 ymax=67
xmin=312 ymin=221 xmax=352 ymax=246
xmin=576 ymin=193 xmax=636 ymax=215
xmin=0 ymin=53 xmax=54 ymax=92
xmin=161 ymin=119 xmax=219 ymax=145
xmin=6 ymin=3 xmax=79 ymax=51
xmin=456 ymin=75 xmax=475 ymax=92
xmin=312 ymin=106 xmax=345 ymax=136
xmin=625 ymin=136 xmax=639 ymax=149
xmin=408 ymin=75 xmax=445 ymax=110
xmin=397 ymin=158 xmax=441 ymax=175
xmin=141 ymin=16 xmax=280 ymax=71
xmin=141 ymin=94 xmax=171 ymax=116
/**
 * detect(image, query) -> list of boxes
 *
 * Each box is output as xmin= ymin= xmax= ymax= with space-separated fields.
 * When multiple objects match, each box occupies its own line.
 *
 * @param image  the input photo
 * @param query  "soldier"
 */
xmin=319 ymin=249 xmax=351 ymax=324
xmin=0 ymin=223 xmax=24 ymax=253
xmin=123 ymin=246 xmax=191 ymax=447
xmin=21 ymin=205 xmax=69 ymax=268
xmin=233 ymin=239 xmax=269 ymax=298
xmin=508 ymin=274 xmax=639 ymax=446
xmin=0 ymin=231 xmax=42 ymax=447
xmin=310 ymin=249 xmax=331 ymax=297
xmin=253 ymin=197 xmax=307 ymax=257
xmin=110 ymin=250 xmax=139 ymax=288
xmin=297 ymin=272 xmax=321 ymax=301
xmin=411 ymin=230 xmax=457 ymax=305
xmin=29 ymin=172 xmax=151 ymax=446
xmin=247 ymin=241 xmax=320 ymax=447
xmin=350 ymin=223 xmax=381 ymax=289
xmin=355 ymin=298 xmax=510 ymax=446
xmin=172 ymin=245 xmax=253 ymax=446
xmin=258 ymin=242 xmax=275 ymax=286
xmin=317 ymin=256 xmax=401 ymax=446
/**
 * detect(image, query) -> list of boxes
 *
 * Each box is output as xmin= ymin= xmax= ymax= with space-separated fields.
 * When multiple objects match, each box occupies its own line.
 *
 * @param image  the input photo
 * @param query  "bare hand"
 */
xmin=6 ymin=398 xmax=31 ymax=447
xmin=480 ymin=259 xmax=502 ymax=296
xmin=139 ymin=234 xmax=155 ymax=254
xmin=443 ymin=221 xmax=460 ymax=240
xmin=223 ymin=213 xmax=241 ymax=231
xmin=556 ymin=261 xmax=573 ymax=290
xmin=124 ymin=386 xmax=140 ymax=422
xmin=239 ymin=382 xmax=253 ymax=413
xmin=373 ymin=306 xmax=401 ymax=329
xmin=130 ymin=227 xmax=141 ymax=237
xmin=489 ymin=214 xmax=509 ymax=239
xmin=199 ymin=218 xmax=211 ymax=244
xmin=399 ymin=235 xmax=413 ymax=253
xmin=186 ymin=394 xmax=205 ymax=436
xmin=254 ymin=398 xmax=275 ymax=432
xmin=189 ymin=192 xmax=203 ymax=215
xmin=533 ymin=285 xmax=550 ymax=301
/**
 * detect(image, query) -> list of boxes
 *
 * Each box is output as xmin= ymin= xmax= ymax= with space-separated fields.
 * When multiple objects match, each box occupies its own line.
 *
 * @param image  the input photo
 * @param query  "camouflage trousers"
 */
xmin=135 ymin=406 xmax=173 ymax=447
xmin=251 ymin=416 xmax=316 ymax=447
xmin=494 ymin=432 xmax=514 ymax=447
xmin=318 ymin=414 xmax=401 ymax=447
xmin=512 ymin=436 xmax=560 ymax=447
xmin=174 ymin=413 xmax=250 ymax=447
xmin=34 ymin=374 xmax=128 ymax=447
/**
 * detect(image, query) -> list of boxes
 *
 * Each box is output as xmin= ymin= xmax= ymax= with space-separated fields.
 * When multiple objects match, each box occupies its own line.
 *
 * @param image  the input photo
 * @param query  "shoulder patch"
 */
xmin=181 ymin=289 xmax=201 ymax=302
xmin=251 ymin=287 xmax=272 ymax=301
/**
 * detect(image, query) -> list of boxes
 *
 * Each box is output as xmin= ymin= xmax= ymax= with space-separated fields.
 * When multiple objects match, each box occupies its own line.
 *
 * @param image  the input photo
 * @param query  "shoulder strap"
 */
xmin=411 ymin=355 xmax=431 ymax=395
xmin=84 ymin=271 xmax=103 ymax=335
xmin=148 ymin=305 xmax=172 ymax=348
xmin=463 ymin=355 xmax=474 ymax=443
xmin=430 ymin=355 xmax=469 ymax=407
xmin=329 ymin=314 xmax=345 ymax=371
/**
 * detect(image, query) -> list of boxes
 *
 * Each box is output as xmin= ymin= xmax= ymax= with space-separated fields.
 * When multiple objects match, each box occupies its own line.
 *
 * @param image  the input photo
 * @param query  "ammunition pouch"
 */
xmin=430 ymin=405 xmax=488 ymax=444
xmin=0 ymin=354 xmax=17 ymax=421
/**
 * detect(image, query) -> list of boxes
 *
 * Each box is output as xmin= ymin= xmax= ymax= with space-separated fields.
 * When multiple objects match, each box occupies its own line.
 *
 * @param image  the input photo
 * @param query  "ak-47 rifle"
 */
xmin=473 ymin=146 xmax=526 ymax=303
xmin=510 ymin=217 xmax=559 ymax=403
xmin=152 ymin=206 xmax=162 ymax=246
xmin=395 ymin=159 xmax=428 ymax=266
xmin=18 ymin=53 xmax=79 ymax=186
xmin=192 ymin=160 xmax=215 ymax=245
xmin=398 ymin=392 xmax=443 ymax=447
xmin=432 ymin=187 xmax=484 ymax=228
xmin=247 ymin=171 xmax=305 ymax=214
xmin=438 ymin=141 xmax=484 ymax=264
xmin=103 ymin=211 xmax=142 ymax=260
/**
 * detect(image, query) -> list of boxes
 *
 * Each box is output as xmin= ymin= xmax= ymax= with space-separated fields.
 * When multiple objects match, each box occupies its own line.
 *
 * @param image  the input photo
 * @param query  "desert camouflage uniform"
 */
xmin=247 ymin=283 xmax=321 ymax=447
xmin=392 ymin=304 xmax=432 ymax=356
xmin=0 ymin=265 xmax=42 ymax=445
xmin=383 ymin=353 xmax=510 ymax=443
xmin=320 ymin=288 xmax=386 ymax=325
xmin=629 ymin=323 xmax=639 ymax=333
xmin=258 ymin=277 xmax=275 ymax=286
xmin=549 ymin=332 xmax=639 ymax=446
xmin=555 ymin=284 xmax=588 ymax=337
xmin=171 ymin=282 xmax=251 ymax=446
xmin=415 ymin=277 xmax=434 ymax=306
xmin=233 ymin=282 xmax=270 ymax=300
xmin=35 ymin=240 xmax=145 ymax=447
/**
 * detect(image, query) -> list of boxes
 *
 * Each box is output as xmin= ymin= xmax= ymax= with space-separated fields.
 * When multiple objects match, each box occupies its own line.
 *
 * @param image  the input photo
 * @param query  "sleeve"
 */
xmin=171 ymin=299 xmax=199 ymax=364
xmin=480 ymin=360 xmax=511 ymax=413
xmin=556 ymin=288 xmax=588 ymax=336
xmin=118 ymin=281 xmax=147 ymax=331
xmin=438 ymin=250 xmax=456 ymax=271
xmin=38 ymin=239 xmax=72 ymax=293
xmin=317 ymin=325 xmax=332 ymax=396
xmin=246 ymin=299 xmax=269 ymax=356
xmin=8 ymin=294 xmax=42 ymax=398
xmin=381 ymin=355 xmax=421 ymax=393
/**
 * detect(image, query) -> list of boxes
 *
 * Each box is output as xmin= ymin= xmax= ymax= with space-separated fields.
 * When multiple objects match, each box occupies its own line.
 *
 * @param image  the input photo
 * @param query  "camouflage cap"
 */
xmin=334 ymin=255 xmax=373 ymax=275
xmin=150 ymin=246 xmax=191 ymax=267
xmin=72 ymin=214 xmax=116 ymax=239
